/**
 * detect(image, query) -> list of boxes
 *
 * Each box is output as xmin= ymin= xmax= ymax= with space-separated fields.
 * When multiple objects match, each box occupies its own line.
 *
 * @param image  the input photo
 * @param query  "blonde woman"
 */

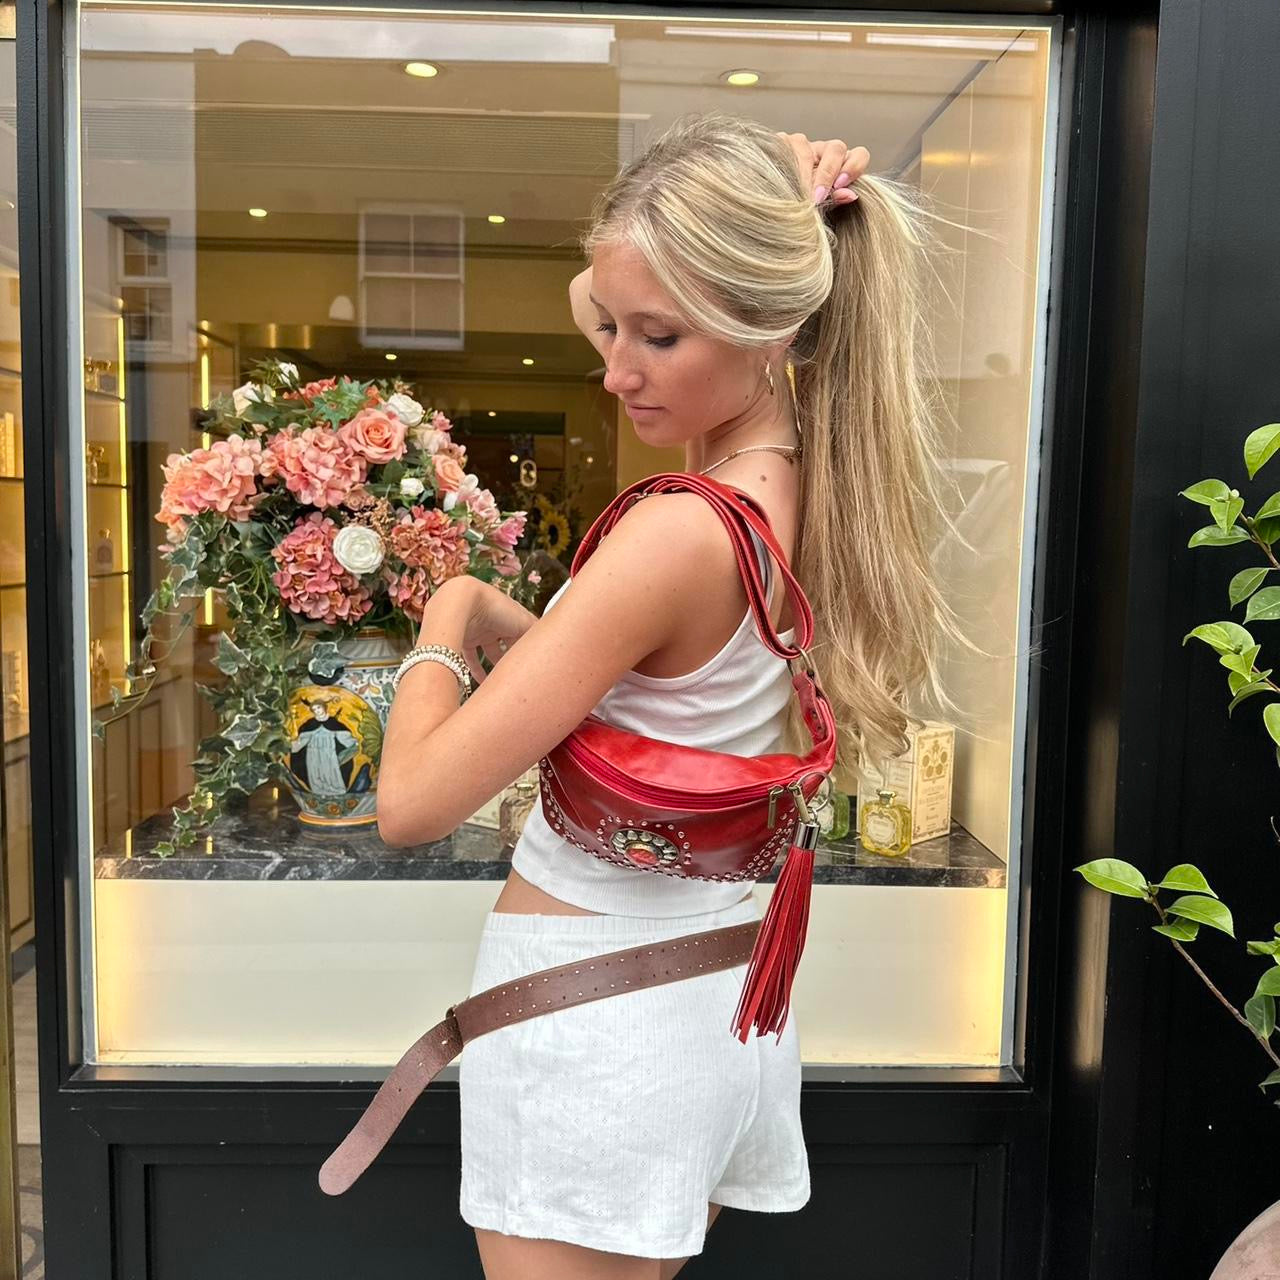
xmin=377 ymin=112 xmax=966 ymax=1279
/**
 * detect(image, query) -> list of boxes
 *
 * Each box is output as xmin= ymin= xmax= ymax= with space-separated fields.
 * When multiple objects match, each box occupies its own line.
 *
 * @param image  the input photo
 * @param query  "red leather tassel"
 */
xmin=730 ymin=838 xmax=815 ymax=1043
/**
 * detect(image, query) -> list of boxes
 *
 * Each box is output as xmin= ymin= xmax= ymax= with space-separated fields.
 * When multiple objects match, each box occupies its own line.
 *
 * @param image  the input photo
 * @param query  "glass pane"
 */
xmin=0 ymin=10 xmax=33 ymax=952
xmin=75 ymin=6 xmax=1058 ymax=1070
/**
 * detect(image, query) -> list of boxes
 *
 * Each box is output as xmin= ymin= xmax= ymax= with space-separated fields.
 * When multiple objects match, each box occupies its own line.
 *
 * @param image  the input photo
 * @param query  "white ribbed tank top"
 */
xmin=510 ymin=524 xmax=797 ymax=916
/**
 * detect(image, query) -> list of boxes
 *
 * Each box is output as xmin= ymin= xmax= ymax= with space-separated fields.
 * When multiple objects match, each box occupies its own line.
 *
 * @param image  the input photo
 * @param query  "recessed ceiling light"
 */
xmin=488 ymin=410 xmax=497 ymax=417
xmin=487 ymin=214 xmax=506 ymax=224
xmin=722 ymin=69 xmax=761 ymax=86
xmin=509 ymin=453 xmax=519 ymax=463
xmin=248 ymin=207 xmax=268 ymax=218
xmin=522 ymin=358 xmax=535 ymax=366
xmin=385 ymin=353 xmax=397 ymax=361
xmin=404 ymin=62 xmax=439 ymax=78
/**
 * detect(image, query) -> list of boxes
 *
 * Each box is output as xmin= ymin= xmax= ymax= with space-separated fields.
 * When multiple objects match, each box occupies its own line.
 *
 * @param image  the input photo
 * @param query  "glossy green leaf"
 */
xmin=1179 ymin=479 xmax=1231 ymax=506
xmin=1211 ymin=494 xmax=1245 ymax=531
xmin=1189 ymin=525 xmax=1251 ymax=548
xmin=1153 ymin=918 xmax=1200 ymax=941
xmin=1152 ymin=864 xmax=1217 ymax=896
xmin=1231 ymin=570 xmax=1273 ymax=610
xmin=1265 ymin=703 xmax=1280 ymax=746
xmin=1164 ymin=894 xmax=1235 ymax=937
xmin=1245 ymin=423 xmax=1280 ymax=480
xmin=1073 ymin=858 xmax=1149 ymax=899
xmin=1246 ymin=588 xmax=1280 ymax=624
xmin=1246 ymin=994 xmax=1277 ymax=1041
xmin=1257 ymin=968 xmax=1280 ymax=998
xmin=1223 ymin=675 xmax=1274 ymax=716
xmin=1185 ymin=623 xmax=1242 ymax=654
xmin=1257 ymin=492 xmax=1280 ymax=522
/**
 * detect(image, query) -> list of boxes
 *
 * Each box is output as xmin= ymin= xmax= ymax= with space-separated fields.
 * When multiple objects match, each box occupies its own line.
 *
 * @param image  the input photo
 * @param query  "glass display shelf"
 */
xmin=93 ymin=789 xmax=1007 ymax=888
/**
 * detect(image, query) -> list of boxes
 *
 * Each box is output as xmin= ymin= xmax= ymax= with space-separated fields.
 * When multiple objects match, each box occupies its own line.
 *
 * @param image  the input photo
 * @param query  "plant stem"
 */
xmin=1150 ymin=894 xmax=1280 ymax=1069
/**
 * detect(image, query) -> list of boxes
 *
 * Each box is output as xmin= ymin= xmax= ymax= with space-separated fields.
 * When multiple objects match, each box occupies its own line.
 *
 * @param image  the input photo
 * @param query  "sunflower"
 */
xmin=538 ymin=510 xmax=572 ymax=556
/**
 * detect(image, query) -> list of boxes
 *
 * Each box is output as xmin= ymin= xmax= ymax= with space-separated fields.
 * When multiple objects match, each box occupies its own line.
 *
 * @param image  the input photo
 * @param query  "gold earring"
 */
xmin=764 ymin=362 xmax=776 ymax=397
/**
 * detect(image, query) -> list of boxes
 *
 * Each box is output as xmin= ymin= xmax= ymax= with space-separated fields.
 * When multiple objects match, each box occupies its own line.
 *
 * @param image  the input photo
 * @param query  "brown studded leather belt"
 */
xmin=318 ymin=918 xmax=763 ymax=1196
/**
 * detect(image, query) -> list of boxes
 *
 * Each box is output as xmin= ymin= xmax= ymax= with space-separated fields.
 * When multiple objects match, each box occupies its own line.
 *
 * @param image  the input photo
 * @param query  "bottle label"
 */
xmin=863 ymin=810 xmax=898 ymax=847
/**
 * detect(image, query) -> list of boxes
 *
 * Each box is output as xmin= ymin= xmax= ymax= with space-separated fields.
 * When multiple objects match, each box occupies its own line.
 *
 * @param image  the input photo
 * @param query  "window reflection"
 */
xmin=76 ymin=7 xmax=1056 ymax=1069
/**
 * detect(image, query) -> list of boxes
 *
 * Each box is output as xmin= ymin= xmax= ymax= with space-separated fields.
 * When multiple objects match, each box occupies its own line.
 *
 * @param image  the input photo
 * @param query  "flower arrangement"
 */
xmin=108 ymin=357 xmax=531 ymax=854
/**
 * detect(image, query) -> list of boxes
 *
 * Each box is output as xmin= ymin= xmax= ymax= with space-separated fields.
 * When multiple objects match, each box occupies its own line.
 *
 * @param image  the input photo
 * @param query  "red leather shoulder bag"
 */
xmin=536 ymin=471 xmax=839 ymax=1042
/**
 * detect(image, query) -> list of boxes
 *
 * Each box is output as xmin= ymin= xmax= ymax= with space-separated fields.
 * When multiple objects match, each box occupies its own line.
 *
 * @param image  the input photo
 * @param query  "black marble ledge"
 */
xmin=94 ymin=793 xmax=1007 ymax=888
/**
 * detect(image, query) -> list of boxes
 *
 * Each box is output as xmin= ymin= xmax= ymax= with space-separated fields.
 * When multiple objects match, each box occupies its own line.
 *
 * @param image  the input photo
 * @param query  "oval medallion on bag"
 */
xmin=610 ymin=827 xmax=681 ymax=867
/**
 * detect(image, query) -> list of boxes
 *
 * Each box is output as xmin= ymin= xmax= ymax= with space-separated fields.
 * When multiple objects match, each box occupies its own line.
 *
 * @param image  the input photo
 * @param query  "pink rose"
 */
xmin=337 ymin=407 xmax=407 ymax=466
xmin=433 ymin=454 xmax=467 ymax=494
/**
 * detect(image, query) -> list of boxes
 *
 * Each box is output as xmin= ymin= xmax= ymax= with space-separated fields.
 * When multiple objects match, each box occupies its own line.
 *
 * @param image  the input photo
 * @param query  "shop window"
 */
xmin=71 ymin=6 xmax=1061 ymax=1074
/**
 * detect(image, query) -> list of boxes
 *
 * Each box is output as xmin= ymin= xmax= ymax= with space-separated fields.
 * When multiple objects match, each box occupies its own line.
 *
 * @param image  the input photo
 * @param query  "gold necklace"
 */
xmin=698 ymin=443 xmax=802 ymax=477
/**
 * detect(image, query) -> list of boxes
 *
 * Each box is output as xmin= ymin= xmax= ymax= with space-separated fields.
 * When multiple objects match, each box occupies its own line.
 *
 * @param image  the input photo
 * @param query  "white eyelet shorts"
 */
xmin=457 ymin=893 xmax=810 ymax=1260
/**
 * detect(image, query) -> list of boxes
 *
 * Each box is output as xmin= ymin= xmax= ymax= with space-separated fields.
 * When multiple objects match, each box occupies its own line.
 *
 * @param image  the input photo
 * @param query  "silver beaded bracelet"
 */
xmin=392 ymin=644 xmax=473 ymax=701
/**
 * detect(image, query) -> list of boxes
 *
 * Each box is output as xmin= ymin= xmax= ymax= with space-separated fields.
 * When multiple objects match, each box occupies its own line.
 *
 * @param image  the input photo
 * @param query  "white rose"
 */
xmin=332 ymin=525 xmax=385 ymax=575
xmin=277 ymin=361 xmax=299 ymax=385
xmin=232 ymin=381 xmax=261 ymax=416
xmin=399 ymin=476 xmax=425 ymax=499
xmin=385 ymin=393 xmax=425 ymax=427
xmin=410 ymin=424 xmax=448 ymax=455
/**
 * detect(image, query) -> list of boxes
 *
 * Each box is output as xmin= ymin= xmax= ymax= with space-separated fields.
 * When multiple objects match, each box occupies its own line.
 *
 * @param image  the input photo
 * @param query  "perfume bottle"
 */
xmin=859 ymin=787 xmax=912 ymax=858
xmin=89 ymin=637 xmax=111 ymax=705
xmin=3 ymin=647 xmax=21 ymax=724
xmin=499 ymin=778 xmax=539 ymax=853
xmin=94 ymin=528 xmax=114 ymax=572
xmin=817 ymin=790 xmax=852 ymax=842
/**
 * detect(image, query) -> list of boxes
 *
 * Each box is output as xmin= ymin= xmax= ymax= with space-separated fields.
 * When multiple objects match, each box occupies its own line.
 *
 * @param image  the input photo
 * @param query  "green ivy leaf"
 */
xmin=1179 ymin=479 xmax=1231 ymax=506
xmin=1073 ymin=858 xmax=1149 ymax=899
xmin=223 ymin=715 xmax=263 ymax=751
xmin=1165 ymin=894 xmax=1234 ymax=936
xmin=214 ymin=633 xmax=250 ymax=675
xmin=1230 ymin=567 xmax=1272 ymax=607
xmin=1246 ymin=994 xmax=1277 ymax=1040
xmin=1153 ymin=918 xmax=1200 ymax=941
xmin=1245 ymin=423 xmax=1280 ymax=480
xmin=1151 ymin=864 xmax=1217 ymax=896
xmin=1189 ymin=525 xmax=1251 ymax=548
xmin=307 ymin=641 xmax=345 ymax=682
xmin=1246 ymin=587 xmax=1280 ymax=624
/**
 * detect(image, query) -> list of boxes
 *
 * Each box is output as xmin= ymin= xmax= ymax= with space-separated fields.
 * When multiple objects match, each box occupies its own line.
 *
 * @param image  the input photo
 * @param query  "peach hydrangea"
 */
xmin=259 ymin=426 xmax=366 ymax=509
xmin=270 ymin=512 xmax=373 ymax=624
xmin=156 ymin=434 xmax=263 ymax=532
xmin=388 ymin=505 xmax=471 ymax=587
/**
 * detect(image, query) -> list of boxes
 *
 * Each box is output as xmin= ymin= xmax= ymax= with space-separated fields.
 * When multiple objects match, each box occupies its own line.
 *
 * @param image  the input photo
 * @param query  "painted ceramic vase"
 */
xmin=281 ymin=628 xmax=409 ymax=828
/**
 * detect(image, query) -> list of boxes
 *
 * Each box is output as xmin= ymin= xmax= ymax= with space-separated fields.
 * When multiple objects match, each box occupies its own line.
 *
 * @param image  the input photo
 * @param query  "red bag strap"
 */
xmin=568 ymin=471 xmax=813 ymax=664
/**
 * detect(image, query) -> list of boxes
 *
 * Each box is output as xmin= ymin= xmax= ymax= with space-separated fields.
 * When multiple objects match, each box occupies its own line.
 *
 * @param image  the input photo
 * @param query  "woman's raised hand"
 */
xmin=776 ymin=133 xmax=869 ymax=207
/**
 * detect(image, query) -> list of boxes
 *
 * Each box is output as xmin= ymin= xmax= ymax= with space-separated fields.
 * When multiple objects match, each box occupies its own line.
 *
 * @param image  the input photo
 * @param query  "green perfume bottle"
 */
xmin=859 ymin=787 xmax=912 ymax=857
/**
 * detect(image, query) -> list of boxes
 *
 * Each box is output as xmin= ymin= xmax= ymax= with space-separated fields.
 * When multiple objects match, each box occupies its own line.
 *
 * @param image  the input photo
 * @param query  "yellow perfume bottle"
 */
xmin=859 ymin=787 xmax=912 ymax=857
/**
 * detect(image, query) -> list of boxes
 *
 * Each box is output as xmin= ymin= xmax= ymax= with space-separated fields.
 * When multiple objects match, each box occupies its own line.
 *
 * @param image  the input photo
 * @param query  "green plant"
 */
xmin=1074 ymin=420 xmax=1280 ymax=1099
